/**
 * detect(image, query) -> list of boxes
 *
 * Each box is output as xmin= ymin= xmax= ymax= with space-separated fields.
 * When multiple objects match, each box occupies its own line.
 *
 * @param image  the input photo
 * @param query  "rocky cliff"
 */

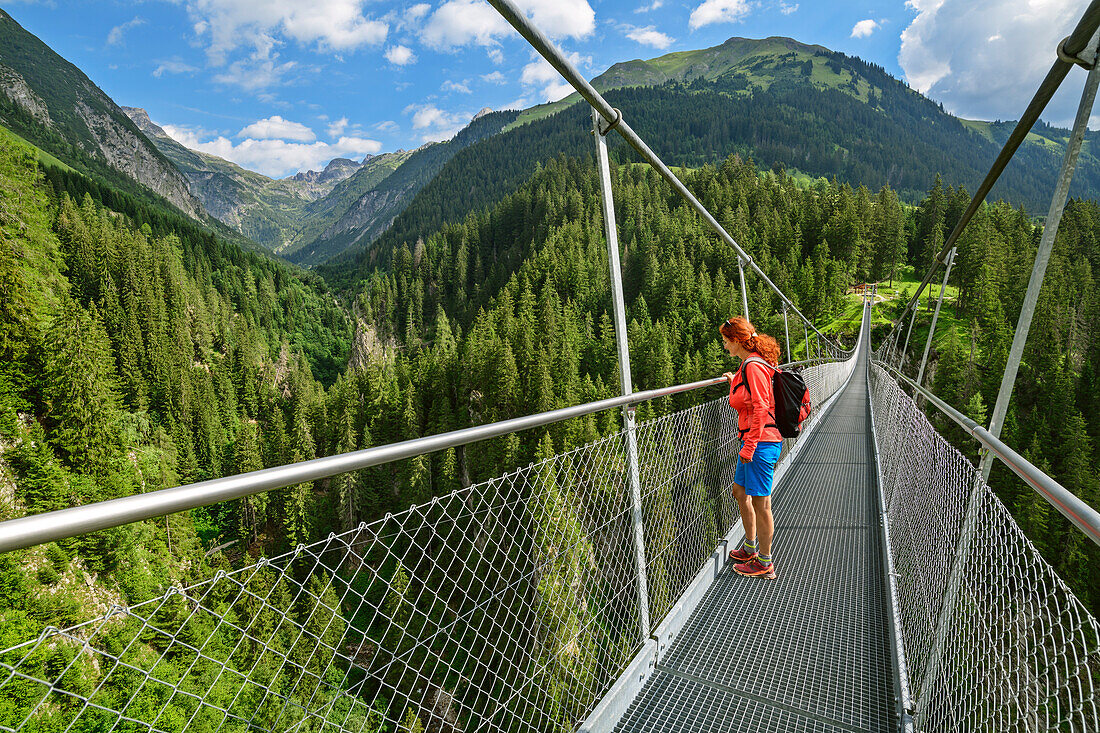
xmin=0 ymin=9 xmax=203 ymax=219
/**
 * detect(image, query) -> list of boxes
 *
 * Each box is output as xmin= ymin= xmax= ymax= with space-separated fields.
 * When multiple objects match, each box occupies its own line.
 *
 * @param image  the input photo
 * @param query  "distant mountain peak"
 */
xmin=122 ymin=106 xmax=169 ymax=139
xmin=287 ymin=156 xmax=365 ymax=185
xmin=472 ymin=107 xmax=493 ymax=122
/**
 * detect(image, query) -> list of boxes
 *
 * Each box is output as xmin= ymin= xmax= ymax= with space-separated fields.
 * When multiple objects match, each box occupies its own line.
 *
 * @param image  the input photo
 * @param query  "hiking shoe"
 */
xmin=729 ymin=546 xmax=757 ymax=563
xmin=734 ymin=558 xmax=777 ymax=579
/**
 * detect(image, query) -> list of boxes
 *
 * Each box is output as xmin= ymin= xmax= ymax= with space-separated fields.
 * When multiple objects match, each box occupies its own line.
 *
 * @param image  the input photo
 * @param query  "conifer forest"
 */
xmin=2 ymin=114 xmax=1100 ymax=726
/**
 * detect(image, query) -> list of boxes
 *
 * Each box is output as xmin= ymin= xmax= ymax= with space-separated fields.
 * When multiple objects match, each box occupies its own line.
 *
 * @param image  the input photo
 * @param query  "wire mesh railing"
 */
xmin=869 ymin=361 xmax=1100 ymax=732
xmin=0 ymin=352 xmax=857 ymax=733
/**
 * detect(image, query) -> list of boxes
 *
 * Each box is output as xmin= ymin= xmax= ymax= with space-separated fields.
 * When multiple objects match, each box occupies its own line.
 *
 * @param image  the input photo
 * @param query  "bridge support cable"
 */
xmin=866 ymin=301 xmax=916 ymax=732
xmin=0 ymin=374 xmax=736 ymax=554
xmin=900 ymin=297 xmax=919 ymax=368
xmin=979 ymin=27 xmax=1100 ymax=482
xmin=484 ymin=0 xmax=843 ymax=353
xmin=736 ymin=257 xmax=750 ymax=319
xmin=916 ymin=246 xmax=956 ymax=389
xmin=887 ymin=0 xmax=1100 ymax=344
xmin=593 ymin=106 xmax=652 ymax=639
xmin=869 ymin=360 xmax=1100 ymax=731
xmin=875 ymin=361 xmax=1100 ymax=548
xmin=782 ymin=302 xmax=792 ymax=362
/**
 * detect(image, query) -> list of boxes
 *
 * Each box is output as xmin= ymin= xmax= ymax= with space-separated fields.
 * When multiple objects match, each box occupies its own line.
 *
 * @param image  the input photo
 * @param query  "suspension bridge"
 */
xmin=2 ymin=0 xmax=1100 ymax=731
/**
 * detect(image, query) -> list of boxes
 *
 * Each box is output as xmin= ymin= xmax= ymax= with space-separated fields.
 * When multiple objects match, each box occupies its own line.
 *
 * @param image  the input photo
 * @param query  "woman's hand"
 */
xmin=723 ymin=371 xmax=735 ymax=384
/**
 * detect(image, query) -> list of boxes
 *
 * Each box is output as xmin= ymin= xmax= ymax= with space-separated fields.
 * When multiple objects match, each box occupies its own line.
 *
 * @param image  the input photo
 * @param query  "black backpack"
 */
xmin=738 ymin=357 xmax=813 ymax=439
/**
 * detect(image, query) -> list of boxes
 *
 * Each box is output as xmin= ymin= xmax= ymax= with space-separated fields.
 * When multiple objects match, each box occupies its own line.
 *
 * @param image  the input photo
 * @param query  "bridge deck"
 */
xmin=614 ymin=343 xmax=898 ymax=732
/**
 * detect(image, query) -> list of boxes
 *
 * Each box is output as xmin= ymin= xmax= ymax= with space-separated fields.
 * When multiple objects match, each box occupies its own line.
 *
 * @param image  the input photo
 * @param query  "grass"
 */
xmin=817 ymin=264 xmax=968 ymax=359
xmin=875 ymin=263 xmax=960 ymax=304
xmin=0 ymin=123 xmax=76 ymax=173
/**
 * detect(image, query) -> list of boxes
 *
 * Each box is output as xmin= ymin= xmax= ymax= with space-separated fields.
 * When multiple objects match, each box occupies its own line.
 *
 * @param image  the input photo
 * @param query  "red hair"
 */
xmin=720 ymin=316 xmax=782 ymax=366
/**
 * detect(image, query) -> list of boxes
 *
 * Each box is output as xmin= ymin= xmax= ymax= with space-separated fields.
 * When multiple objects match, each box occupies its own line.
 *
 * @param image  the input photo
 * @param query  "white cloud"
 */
xmin=374 ymin=120 xmax=398 ymax=132
xmin=502 ymin=95 xmax=533 ymax=110
xmin=481 ymin=71 xmax=507 ymax=84
xmin=327 ymin=116 xmax=349 ymax=137
xmin=689 ymin=0 xmax=751 ymax=30
xmin=442 ymin=79 xmax=473 ymax=93
xmin=212 ymin=57 xmax=298 ymax=91
xmin=850 ymin=19 xmax=878 ymax=38
xmin=184 ymin=0 xmax=388 ymax=67
xmin=239 ymin=115 xmax=316 ymax=142
xmin=422 ymin=0 xmax=594 ymax=50
xmin=521 ymin=52 xmax=588 ymax=102
xmin=162 ymin=121 xmax=382 ymax=178
xmin=406 ymin=3 xmax=431 ymax=22
xmin=624 ymin=25 xmax=674 ymax=49
xmin=153 ymin=58 xmax=199 ymax=77
xmin=635 ymin=0 xmax=663 ymax=13
xmin=107 ymin=17 xmax=145 ymax=46
xmin=488 ymin=47 xmax=505 ymax=64
xmin=385 ymin=45 xmax=416 ymax=65
xmin=779 ymin=2 xmax=798 ymax=15
xmin=899 ymin=0 xmax=1084 ymax=125
xmin=421 ymin=0 xmax=511 ymax=49
xmin=404 ymin=103 xmax=469 ymax=141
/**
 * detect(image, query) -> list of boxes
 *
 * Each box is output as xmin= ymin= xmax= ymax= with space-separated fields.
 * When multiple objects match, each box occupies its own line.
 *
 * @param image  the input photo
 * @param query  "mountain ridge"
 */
xmin=0 ymin=9 xmax=203 ymax=219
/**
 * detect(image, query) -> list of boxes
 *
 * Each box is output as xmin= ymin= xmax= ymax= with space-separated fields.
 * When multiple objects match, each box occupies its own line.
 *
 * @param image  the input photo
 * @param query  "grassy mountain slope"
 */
xmin=509 ymin=36 xmax=833 ymax=128
xmin=0 ymin=9 xmax=202 ymax=219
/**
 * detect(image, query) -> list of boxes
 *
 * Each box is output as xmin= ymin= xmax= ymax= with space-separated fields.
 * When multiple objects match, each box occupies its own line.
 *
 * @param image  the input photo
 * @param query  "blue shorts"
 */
xmin=735 ymin=441 xmax=784 ymax=497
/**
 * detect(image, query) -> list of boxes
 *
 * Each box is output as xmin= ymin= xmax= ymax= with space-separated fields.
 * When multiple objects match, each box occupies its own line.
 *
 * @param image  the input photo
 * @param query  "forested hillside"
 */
xmin=0 ymin=128 xmax=355 ymax=604
xmin=326 ymin=48 xmax=1100 ymax=283
xmin=887 ymin=180 xmax=1100 ymax=615
xmin=0 ymin=137 xmax=888 ymax=633
xmin=294 ymin=108 xmax=519 ymax=267
xmin=4 ymin=90 xmax=1100 ymax=722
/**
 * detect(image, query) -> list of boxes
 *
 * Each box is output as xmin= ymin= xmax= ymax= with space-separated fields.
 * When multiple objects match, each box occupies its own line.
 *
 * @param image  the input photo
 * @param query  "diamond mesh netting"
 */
xmin=870 ymin=361 xmax=1100 ymax=732
xmin=0 ymin=356 xmax=855 ymax=733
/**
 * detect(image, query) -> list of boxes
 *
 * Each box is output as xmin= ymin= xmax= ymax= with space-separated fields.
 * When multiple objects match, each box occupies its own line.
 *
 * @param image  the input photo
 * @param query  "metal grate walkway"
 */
xmin=614 ymin=338 xmax=897 ymax=732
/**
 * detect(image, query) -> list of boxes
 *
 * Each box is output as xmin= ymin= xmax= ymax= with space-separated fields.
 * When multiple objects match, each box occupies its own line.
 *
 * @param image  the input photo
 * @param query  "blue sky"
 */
xmin=5 ymin=0 xmax=1094 ymax=178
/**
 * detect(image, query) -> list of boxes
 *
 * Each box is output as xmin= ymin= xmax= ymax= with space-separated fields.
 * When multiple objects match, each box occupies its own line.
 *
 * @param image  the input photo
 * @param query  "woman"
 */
xmin=720 ymin=316 xmax=783 ymax=580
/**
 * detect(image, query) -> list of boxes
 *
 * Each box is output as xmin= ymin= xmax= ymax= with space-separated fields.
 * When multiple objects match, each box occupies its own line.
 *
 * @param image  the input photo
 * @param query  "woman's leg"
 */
xmin=751 ymin=495 xmax=774 ymax=557
xmin=733 ymin=481 xmax=756 ymax=542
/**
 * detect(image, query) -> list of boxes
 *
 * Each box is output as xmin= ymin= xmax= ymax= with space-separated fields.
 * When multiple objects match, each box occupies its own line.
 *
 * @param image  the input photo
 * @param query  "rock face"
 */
xmin=291 ymin=157 xmax=364 ymax=186
xmin=77 ymin=99 xmax=201 ymax=218
xmin=322 ymin=184 xmax=410 ymax=242
xmin=0 ymin=64 xmax=49 ymax=127
xmin=0 ymin=9 xmax=203 ymax=219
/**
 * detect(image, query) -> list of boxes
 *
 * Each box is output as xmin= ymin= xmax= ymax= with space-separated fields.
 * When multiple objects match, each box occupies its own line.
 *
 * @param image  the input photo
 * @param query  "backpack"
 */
xmin=738 ymin=356 xmax=813 ymax=439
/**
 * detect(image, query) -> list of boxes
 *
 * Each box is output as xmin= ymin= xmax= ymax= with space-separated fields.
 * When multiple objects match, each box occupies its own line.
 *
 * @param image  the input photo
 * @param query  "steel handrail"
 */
xmin=0 ymin=376 xmax=737 ymax=554
xmin=485 ymin=0 xmax=844 ymax=353
xmin=873 ymin=359 xmax=1100 ymax=547
xmin=0 ymin=347 xmax=860 ymax=555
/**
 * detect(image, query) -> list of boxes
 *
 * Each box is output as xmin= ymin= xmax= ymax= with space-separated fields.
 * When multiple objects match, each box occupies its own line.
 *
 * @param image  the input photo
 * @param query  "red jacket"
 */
xmin=728 ymin=354 xmax=784 ymax=460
